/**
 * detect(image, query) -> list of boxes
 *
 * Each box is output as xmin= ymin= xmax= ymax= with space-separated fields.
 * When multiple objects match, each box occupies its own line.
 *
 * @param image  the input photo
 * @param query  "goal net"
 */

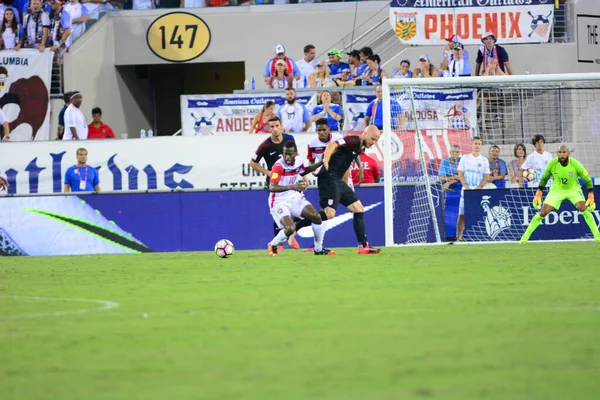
xmin=381 ymin=73 xmax=600 ymax=245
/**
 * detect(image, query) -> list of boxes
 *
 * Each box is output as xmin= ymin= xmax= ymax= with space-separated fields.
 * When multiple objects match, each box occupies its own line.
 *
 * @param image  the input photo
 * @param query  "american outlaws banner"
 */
xmin=343 ymin=89 xmax=476 ymax=181
xmin=0 ymin=49 xmax=53 ymax=141
xmin=389 ymin=0 xmax=555 ymax=45
xmin=181 ymin=93 xmax=315 ymax=136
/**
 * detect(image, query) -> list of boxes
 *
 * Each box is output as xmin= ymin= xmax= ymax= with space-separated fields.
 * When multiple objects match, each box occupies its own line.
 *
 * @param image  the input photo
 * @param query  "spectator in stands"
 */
xmin=21 ymin=0 xmax=51 ymax=17
xmin=488 ymin=145 xmax=507 ymax=188
xmin=364 ymin=84 xmax=404 ymax=130
xmin=276 ymin=87 xmax=310 ymax=133
xmin=392 ymin=59 xmax=412 ymax=78
xmin=0 ymin=0 xmax=21 ymax=24
xmin=64 ymin=91 xmax=88 ymax=140
xmin=0 ymin=106 xmax=10 ymax=141
xmin=21 ymin=0 xmax=49 ymax=51
xmin=295 ymin=44 xmax=316 ymax=88
xmin=267 ymin=59 xmax=294 ymax=90
xmin=326 ymin=48 xmax=349 ymax=79
xmin=87 ymin=107 xmax=115 ymax=139
xmin=346 ymin=49 xmax=361 ymax=78
xmin=476 ymin=31 xmax=513 ymax=76
xmin=248 ymin=100 xmax=275 ymax=134
xmin=481 ymin=58 xmax=505 ymax=76
xmin=56 ymin=90 xmax=72 ymax=140
xmin=308 ymin=60 xmax=332 ymax=88
xmin=310 ymin=90 xmax=342 ymax=131
xmin=0 ymin=8 xmax=22 ymax=50
xmin=49 ymin=0 xmax=71 ymax=53
xmin=64 ymin=147 xmax=100 ymax=192
xmin=263 ymin=44 xmax=300 ymax=87
xmin=413 ymin=54 xmax=440 ymax=78
xmin=521 ymin=134 xmax=552 ymax=186
xmin=362 ymin=54 xmax=387 ymax=85
xmin=64 ymin=0 xmax=88 ymax=43
xmin=181 ymin=0 xmax=206 ymax=8
xmin=439 ymin=144 xmax=462 ymax=191
xmin=508 ymin=143 xmax=527 ymax=188
xmin=357 ymin=46 xmax=372 ymax=77
xmin=442 ymin=35 xmax=471 ymax=75
xmin=440 ymin=42 xmax=469 ymax=77
xmin=351 ymin=152 xmax=380 ymax=185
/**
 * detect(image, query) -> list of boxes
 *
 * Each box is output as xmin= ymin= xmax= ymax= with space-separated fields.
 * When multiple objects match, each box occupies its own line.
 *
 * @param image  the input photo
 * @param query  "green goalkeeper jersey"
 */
xmin=539 ymin=157 xmax=594 ymax=193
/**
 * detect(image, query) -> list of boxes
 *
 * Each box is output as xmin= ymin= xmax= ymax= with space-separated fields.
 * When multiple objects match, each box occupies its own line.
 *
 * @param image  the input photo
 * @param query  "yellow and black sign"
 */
xmin=146 ymin=12 xmax=211 ymax=63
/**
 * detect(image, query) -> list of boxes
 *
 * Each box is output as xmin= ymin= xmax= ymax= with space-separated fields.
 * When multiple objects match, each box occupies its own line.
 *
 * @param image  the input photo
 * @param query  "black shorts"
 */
xmin=318 ymin=174 xmax=359 ymax=210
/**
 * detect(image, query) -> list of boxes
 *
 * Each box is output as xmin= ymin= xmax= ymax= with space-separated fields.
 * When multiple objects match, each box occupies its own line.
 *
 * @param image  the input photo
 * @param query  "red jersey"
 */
xmin=269 ymin=155 xmax=306 ymax=208
xmin=351 ymin=153 xmax=380 ymax=184
xmin=87 ymin=123 xmax=115 ymax=139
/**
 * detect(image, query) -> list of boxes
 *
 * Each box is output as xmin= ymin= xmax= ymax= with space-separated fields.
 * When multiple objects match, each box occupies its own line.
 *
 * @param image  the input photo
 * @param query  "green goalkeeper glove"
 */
xmin=532 ymin=189 xmax=543 ymax=209
xmin=585 ymin=192 xmax=596 ymax=212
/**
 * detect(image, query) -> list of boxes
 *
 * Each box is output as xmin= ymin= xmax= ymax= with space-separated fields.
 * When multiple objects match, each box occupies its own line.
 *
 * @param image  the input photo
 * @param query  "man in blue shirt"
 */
xmin=326 ymin=48 xmax=350 ymax=79
xmin=488 ymin=144 xmax=508 ymax=188
xmin=439 ymin=144 xmax=462 ymax=240
xmin=64 ymin=148 xmax=100 ymax=192
xmin=363 ymin=85 xmax=404 ymax=130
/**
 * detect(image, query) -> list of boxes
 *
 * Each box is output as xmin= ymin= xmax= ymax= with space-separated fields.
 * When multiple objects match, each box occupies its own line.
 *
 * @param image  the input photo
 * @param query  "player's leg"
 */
xmin=520 ymin=191 xmax=561 ymax=243
xmin=298 ymin=203 xmax=336 ymax=255
xmin=268 ymin=204 xmax=294 ymax=256
xmin=570 ymin=191 xmax=600 ymax=241
xmin=341 ymin=185 xmax=380 ymax=254
xmin=456 ymin=193 xmax=465 ymax=241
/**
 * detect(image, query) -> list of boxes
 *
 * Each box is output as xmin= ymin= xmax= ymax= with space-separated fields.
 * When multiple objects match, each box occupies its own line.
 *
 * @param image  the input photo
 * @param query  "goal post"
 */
xmin=381 ymin=73 xmax=600 ymax=246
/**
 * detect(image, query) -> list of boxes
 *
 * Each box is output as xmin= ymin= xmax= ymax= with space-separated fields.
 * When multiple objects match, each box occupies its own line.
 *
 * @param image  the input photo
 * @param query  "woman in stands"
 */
xmin=248 ymin=100 xmax=276 ymax=134
xmin=413 ymin=54 xmax=440 ymax=78
xmin=308 ymin=60 xmax=332 ymax=88
xmin=0 ymin=8 xmax=22 ymax=51
xmin=508 ymin=143 xmax=527 ymax=188
xmin=310 ymin=90 xmax=343 ymax=131
xmin=267 ymin=59 xmax=294 ymax=90
xmin=392 ymin=59 xmax=412 ymax=79
xmin=362 ymin=54 xmax=387 ymax=85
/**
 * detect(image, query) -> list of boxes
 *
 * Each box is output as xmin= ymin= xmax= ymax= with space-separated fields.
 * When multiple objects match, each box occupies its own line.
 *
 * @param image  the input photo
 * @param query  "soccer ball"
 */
xmin=215 ymin=239 xmax=234 ymax=258
xmin=522 ymin=168 xmax=536 ymax=182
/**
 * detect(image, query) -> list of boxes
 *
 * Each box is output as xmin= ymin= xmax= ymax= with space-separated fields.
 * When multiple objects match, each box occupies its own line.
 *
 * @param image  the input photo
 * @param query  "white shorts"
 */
xmin=270 ymin=196 xmax=311 ymax=229
xmin=459 ymin=192 xmax=464 ymax=215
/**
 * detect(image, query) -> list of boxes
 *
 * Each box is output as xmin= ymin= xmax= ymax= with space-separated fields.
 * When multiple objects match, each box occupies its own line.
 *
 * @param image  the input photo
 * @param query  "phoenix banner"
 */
xmin=389 ymin=0 xmax=555 ymax=45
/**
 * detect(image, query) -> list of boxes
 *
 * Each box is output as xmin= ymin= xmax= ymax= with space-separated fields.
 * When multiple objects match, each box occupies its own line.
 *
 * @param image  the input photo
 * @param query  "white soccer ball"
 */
xmin=215 ymin=239 xmax=234 ymax=258
xmin=522 ymin=168 xmax=536 ymax=182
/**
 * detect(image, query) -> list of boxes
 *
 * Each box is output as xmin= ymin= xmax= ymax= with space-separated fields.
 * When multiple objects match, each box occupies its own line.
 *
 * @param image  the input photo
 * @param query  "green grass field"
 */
xmin=1 ymin=243 xmax=599 ymax=400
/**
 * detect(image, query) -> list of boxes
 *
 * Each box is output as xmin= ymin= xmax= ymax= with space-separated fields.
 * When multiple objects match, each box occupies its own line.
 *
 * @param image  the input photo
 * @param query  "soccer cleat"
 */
xmin=358 ymin=245 xmax=381 ymax=254
xmin=519 ymin=237 xmax=528 ymax=244
xmin=594 ymin=235 xmax=600 ymax=243
xmin=302 ymin=247 xmax=315 ymax=253
xmin=268 ymin=244 xmax=279 ymax=257
xmin=314 ymin=248 xmax=336 ymax=256
xmin=287 ymin=234 xmax=300 ymax=250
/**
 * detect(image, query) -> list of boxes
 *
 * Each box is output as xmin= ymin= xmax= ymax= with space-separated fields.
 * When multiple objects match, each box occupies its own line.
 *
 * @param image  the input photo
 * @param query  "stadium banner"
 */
xmin=0 ymin=188 xmax=386 ymax=255
xmin=343 ymin=88 xmax=476 ymax=181
xmin=0 ymin=49 xmax=54 ymax=141
xmin=181 ymin=93 xmax=316 ymax=136
xmin=463 ymin=186 xmax=600 ymax=242
xmin=389 ymin=0 xmax=554 ymax=45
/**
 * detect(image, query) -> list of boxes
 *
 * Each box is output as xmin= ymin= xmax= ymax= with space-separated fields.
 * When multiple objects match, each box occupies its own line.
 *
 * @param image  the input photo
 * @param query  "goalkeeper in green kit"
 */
xmin=520 ymin=145 xmax=600 ymax=243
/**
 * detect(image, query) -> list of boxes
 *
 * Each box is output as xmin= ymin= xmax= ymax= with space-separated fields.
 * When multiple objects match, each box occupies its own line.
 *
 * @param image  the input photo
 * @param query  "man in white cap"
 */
xmin=475 ymin=31 xmax=512 ymax=76
xmin=263 ymin=44 xmax=300 ymax=87
xmin=441 ymin=35 xmax=471 ymax=76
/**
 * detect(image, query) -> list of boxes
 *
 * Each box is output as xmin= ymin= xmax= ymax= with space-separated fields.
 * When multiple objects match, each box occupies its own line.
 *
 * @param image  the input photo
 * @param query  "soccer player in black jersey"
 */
xmin=250 ymin=116 xmax=301 ymax=249
xmin=321 ymin=125 xmax=382 ymax=254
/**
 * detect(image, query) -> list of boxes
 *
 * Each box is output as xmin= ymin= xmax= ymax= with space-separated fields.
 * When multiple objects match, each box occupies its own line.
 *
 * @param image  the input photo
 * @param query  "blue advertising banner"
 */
xmin=463 ymin=187 xmax=600 ymax=242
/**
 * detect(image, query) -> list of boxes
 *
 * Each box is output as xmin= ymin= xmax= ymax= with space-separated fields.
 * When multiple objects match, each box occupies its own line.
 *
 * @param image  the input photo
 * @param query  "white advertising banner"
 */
xmin=389 ymin=0 xmax=555 ymax=45
xmin=181 ymin=93 xmax=316 ymax=136
xmin=342 ymin=89 xmax=477 ymax=132
xmin=0 ymin=49 xmax=54 ymax=141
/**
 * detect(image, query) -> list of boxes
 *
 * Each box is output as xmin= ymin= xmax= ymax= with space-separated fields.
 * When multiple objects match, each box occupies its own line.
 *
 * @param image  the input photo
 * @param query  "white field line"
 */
xmin=0 ymin=296 xmax=120 ymax=320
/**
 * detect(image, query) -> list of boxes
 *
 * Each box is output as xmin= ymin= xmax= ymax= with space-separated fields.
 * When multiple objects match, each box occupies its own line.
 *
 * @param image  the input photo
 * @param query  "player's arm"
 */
xmin=269 ymin=168 xmax=306 ymax=193
xmin=574 ymin=159 xmax=594 ymax=190
xmin=301 ymin=161 xmax=323 ymax=176
xmin=250 ymin=144 xmax=271 ymax=176
xmin=250 ymin=160 xmax=270 ymax=177
xmin=322 ymin=141 xmax=340 ymax=170
xmin=354 ymin=154 xmax=364 ymax=185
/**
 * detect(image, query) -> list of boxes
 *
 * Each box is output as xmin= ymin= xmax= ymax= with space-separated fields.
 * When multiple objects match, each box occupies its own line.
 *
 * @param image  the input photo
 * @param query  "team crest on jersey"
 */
xmin=481 ymin=196 xmax=511 ymax=240
xmin=271 ymin=172 xmax=279 ymax=180
xmin=395 ymin=13 xmax=417 ymax=41
xmin=568 ymin=172 xmax=573 ymax=177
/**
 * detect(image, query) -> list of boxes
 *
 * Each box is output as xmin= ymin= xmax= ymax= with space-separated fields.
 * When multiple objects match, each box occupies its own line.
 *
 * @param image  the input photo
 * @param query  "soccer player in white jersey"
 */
xmin=456 ymin=136 xmax=491 ymax=241
xmin=521 ymin=134 xmax=553 ymax=186
xmin=267 ymin=140 xmax=336 ymax=256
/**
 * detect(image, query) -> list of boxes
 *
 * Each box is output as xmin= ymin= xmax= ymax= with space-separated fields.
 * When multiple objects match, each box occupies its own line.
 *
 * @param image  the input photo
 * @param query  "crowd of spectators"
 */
xmin=56 ymin=90 xmax=115 ymax=140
